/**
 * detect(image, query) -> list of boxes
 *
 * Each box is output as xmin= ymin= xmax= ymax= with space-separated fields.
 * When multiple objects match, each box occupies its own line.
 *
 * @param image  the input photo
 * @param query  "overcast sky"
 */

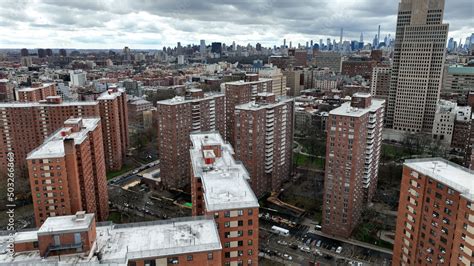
xmin=0 ymin=0 xmax=472 ymax=49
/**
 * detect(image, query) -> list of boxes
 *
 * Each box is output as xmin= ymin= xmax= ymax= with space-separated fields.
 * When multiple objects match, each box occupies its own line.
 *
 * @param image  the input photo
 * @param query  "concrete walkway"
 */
xmin=302 ymin=218 xmax=393 ymax=255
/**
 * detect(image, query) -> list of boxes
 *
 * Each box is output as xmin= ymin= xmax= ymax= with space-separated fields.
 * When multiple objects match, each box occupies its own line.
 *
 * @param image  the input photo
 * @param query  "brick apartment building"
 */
xmin=157 ymin=89 xmax=225 ymax=188
xmin=392 ymin=158 xmax=474 ymax=265
xmin=222 ymin=74 xmax=272 ymax=145
xmin=190 ymin=132 xmax=259 ymax=266
xmin=0 ymin=79 xmax=15 ymax=102
xmin=17 ymin=83 xmax=57 ymax=102
xmin=5 ymin=212 xmax=222 ymax=265
xmin=26 ymin=118 xmax=109 ymax=226
xmin=341 ymin=59 xmax=378 ymax=79
xmin=0 ymin=88 xmax=128 ymax=186
xmin=97 ymin=87 xmax=129 ymax=171
xmin=370 ymin=66 xmax=391 ymax=101
xmin=234 ymin=93 xmax=294 ymax=198
xmin=322 ymin=93 xmax=384 ymax=238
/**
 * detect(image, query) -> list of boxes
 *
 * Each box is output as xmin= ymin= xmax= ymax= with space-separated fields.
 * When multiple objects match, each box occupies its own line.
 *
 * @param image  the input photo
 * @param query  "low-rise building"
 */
xmin=2 ymin=213 xmax=222 ymax=265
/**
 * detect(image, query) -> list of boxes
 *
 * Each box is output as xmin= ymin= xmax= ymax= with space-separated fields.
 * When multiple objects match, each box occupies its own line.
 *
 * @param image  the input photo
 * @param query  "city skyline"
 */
xmin=0 ymin=0 xmax=472 ymax=49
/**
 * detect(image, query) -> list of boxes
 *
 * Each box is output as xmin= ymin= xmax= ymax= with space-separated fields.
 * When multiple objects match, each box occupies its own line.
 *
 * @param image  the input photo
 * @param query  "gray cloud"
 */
xmin=0 ymin=0 xmax=472 ymax=49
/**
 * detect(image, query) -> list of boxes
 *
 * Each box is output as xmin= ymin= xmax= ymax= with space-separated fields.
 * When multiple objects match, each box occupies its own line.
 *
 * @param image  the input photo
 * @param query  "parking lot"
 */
xmin=259 ymin=214 xmax=392 ymax=265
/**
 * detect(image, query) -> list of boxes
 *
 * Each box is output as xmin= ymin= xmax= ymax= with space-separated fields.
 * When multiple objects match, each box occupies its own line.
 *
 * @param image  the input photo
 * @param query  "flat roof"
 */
xmin=17 ymin=83 xmax=53 ymax=92
xmin=448 ymin=65 xmax=474 ymax=75
xmin=190 ymin=132 xmax=259 ymax=211
xmin=405 ymin=158 xmax=474 ymax=201
xmin=37 ymin=213 xmax=95 ymax=236
xmin=14 ymin=231 xmax=38 ymax=244
xmin=157 ymin=92 xmax=224 ymax=105
xmin=0 ymin=101 xmax=97 ymax=108
xmin=236 ymin=96 xmax=293 ymax=111
xmin=0 ymin=216 xmax=220 ymax=265
xmin=223 ymin=78 xmax=272 ymax=86
xmin=329 ymin=98 xmax=385 ymax=117
xmin=96 ymin=87 xmax=125 ymax=101
xmin=99 ymin=217 xmax=221 ymax=264
xmin=27 ymin=118 xmax=101 ymax=160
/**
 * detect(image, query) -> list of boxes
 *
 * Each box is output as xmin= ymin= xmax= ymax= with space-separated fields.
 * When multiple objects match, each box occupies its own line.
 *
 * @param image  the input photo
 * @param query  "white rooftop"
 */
xmin=405 ymin=158 xmax=474 ymax=201
xmin=236 ymin=96 xmax=293 ymax=111
xmin=157 ymin=92 xmax=224 ymax=105
xmin=96 ymin=87 xmax=125 ymax=101
xmin=99 ymin=217 xmax=221 ymax=264
xmin=329 ymin=98 xmax=385 ymax=117
xmin=0 ymin=100 xmax=97 ymax=108
xmin=27 ymin=118 xmax=101 ymax=160
xmin=190 ymin=132 xmax=259 ymax=211
xmin=223 ymin=78 xmax=272 ymax=86
xmin=455 ymin=106 xmax=472 ymax=122
xmin=37 ymin=213 xmax=95 ymax=236
xmin=0 ymin=216 xmax=220 ymax=265
xmin=17 ymin=83 xmax=53 ymax=92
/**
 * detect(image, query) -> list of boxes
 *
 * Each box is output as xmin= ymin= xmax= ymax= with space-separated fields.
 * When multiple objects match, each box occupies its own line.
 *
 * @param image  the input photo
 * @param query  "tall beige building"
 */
xmin=386 ymin=0 xmax=449 ymax=132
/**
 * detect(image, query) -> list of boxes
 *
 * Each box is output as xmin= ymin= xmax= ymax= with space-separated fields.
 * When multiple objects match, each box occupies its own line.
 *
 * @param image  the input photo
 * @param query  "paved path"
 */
xmin=301 ymin=218 xmax=393 ymax=255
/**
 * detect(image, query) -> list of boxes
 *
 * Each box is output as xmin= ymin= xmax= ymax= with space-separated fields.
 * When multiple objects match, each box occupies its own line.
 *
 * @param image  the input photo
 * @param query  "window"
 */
xmin=238 ymin=210 xmax=243 ymax=216
xmin=224 ymin=222 xmax=230 ymax=228
xmin=187 ymin=255 xmax=193 ymax=261
xmin=248 ymin=219 xmax=253 ymax=226
xmin=248 ymin=240 xmax=253 ymax=246
xmin=248 ymin=249 xmax=253 ymax=255
xmin=207 ymin=252 xmax=213 ymax=260
xmin=248 ymin=230 xmax=253 ymax=236
xmin=248 ymin=209 xmax=253 ymax=215
xmin=224 ymin=211 xmax=230 ymax=217
xmin=214 ymin=213 xmax=219 ymax=219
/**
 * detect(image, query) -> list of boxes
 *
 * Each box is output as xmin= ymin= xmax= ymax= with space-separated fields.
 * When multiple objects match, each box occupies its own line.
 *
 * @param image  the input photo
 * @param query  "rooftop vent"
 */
xmin=75 ymin=211 xmax=86 ymax=221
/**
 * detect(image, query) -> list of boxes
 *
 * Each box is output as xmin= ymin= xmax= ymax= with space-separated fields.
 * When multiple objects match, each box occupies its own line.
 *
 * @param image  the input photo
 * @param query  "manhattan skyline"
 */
xmin=0 ymin=0 xmax=472 ymax=49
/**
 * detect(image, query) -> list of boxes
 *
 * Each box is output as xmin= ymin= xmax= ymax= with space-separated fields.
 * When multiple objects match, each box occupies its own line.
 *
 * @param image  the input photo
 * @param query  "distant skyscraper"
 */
xmin=59 ymin=49 xmax=67 ymax=57
xmin=360 ymin=32 xmax=364 ymax=43
xmin=283 ymin=38 xmax=286 ymax=48
xmin=377 ymin=25 xmax=381 ymax=47
xmin=340 ymin=28 xmax=344 ymax=44
xmin=211 ymin=42 xmax=222 ymax=54
xmin=386 ymin=0 xmax=449 ymax=132
xmin=20 ymin=48 xmax=29 ymax=57
xmin=37 ymin=48 xmax=45 ymax=58
xmin=199 ymin=39 xmax=206 ymax=57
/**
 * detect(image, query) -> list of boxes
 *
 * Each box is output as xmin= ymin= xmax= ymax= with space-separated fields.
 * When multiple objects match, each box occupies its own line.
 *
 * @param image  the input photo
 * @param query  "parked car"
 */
xmin=336 ymin=246 xmax=343 ymax=254
xmin=316 ymin=240 xmax=322 ymax=247
xmin=283 ymin=254 xmax=293 ymax=261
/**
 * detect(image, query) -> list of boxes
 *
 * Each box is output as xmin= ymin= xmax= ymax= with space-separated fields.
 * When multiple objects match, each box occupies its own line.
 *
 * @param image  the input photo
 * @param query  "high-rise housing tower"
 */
xmin=322 ymin=93 xmax=385 ymax=238
xmin=27 ymin=118 xmax=109 ymax=226
xmin=233 ymin=93 xmax=294 ymax=197
xmin=156 ymin=89 xmax=225 ymax=188
xmin=386 ymin=0 xmax=449 ymax=132
xmin=392 ymin=158 xmax=474 ymax=265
